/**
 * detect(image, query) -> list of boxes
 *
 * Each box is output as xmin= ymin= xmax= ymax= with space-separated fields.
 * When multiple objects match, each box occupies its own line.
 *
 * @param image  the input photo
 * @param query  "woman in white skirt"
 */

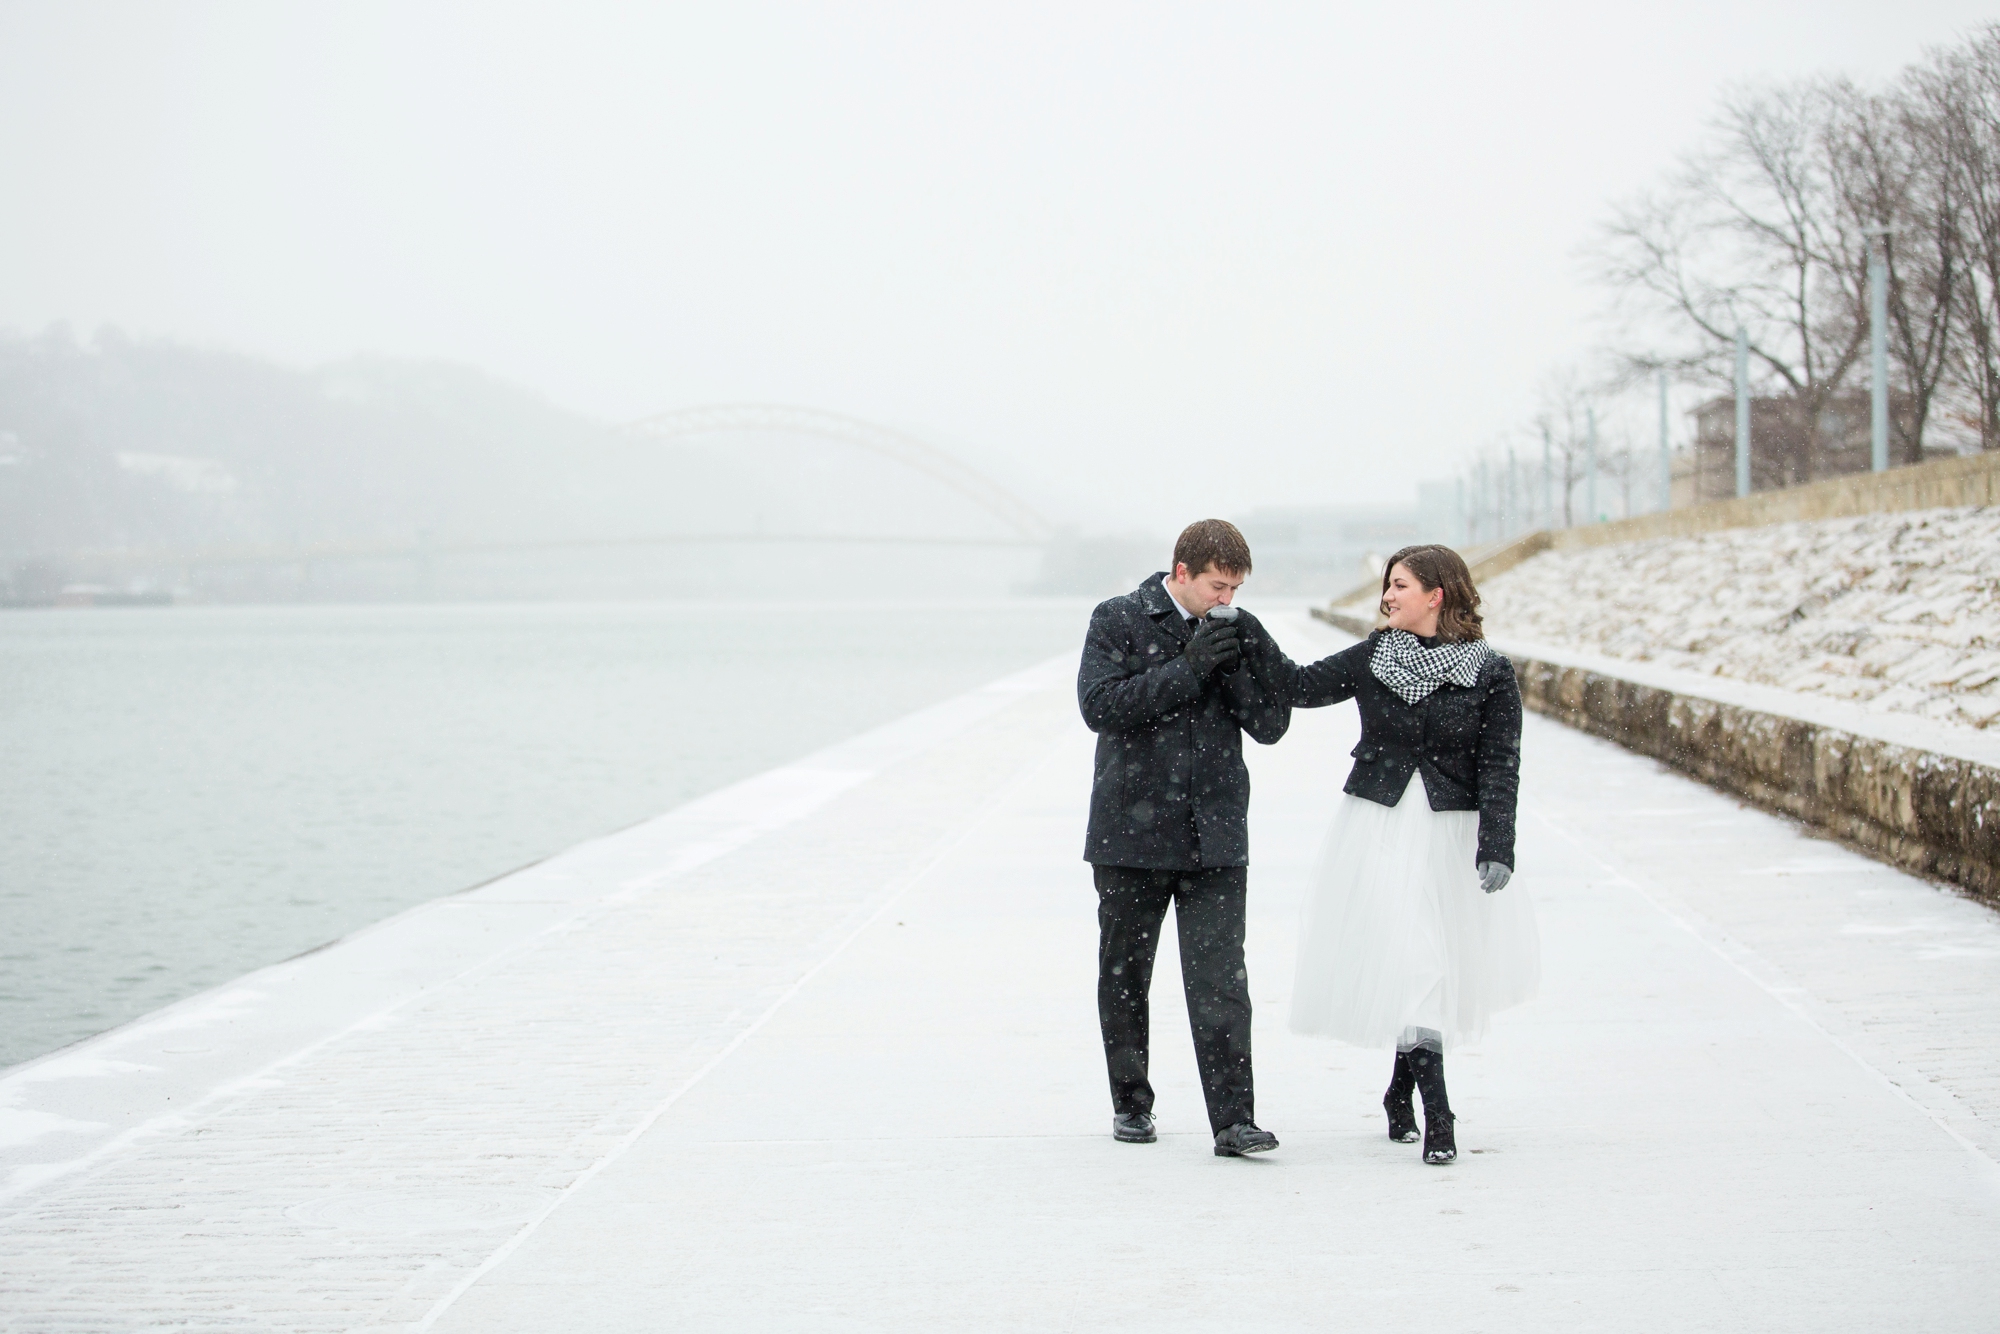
xmin=1248 ymin=544 xmax=1537 ymax=1164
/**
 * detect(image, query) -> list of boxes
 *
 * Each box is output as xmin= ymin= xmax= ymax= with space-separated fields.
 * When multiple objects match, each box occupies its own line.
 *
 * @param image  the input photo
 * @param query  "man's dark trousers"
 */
xmin=1095 ymin=863 xmax=1253 ymax=1134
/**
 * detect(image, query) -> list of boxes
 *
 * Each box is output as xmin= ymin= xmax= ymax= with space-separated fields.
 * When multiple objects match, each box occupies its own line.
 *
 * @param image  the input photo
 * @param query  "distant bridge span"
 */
xmin=50 ymin=406 xmax=1053 ymax=577
xmin=60 ymin=529 xmax=1039 ymax=578
xmin=616 ymin=405 xmax=1054 ymax=542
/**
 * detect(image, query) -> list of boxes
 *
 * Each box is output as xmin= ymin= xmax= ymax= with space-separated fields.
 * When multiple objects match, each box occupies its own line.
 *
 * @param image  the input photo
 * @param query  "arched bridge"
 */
xmin=614 ymin=404 xmax=1054 ymax=543
xmin=59 ymin=406 xmax=1056 ymax=576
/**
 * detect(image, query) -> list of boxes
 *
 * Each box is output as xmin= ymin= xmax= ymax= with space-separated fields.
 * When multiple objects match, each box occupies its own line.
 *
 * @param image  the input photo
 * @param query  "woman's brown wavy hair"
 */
xmin=1379 ymin=544 xmax=1485 ymax=643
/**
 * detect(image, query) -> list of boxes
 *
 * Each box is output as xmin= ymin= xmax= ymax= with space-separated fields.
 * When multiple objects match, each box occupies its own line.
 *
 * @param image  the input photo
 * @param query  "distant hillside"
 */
xmin=0 ymin=327 xmax=605 ymax=555
xmin=0 ymin=329 xmax=1044 ymax=601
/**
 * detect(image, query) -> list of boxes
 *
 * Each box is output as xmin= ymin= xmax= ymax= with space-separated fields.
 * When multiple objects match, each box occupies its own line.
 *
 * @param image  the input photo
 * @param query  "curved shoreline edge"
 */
xmin=0 ymin=653 xmax=1073 ymax=1202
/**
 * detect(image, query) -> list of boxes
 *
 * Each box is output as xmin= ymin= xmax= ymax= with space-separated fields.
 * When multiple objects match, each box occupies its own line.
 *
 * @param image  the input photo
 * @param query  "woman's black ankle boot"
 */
xmin=1383 ymin=1050 xmax=1420 ymax=1143
xmin=1408 ymin=1046 xmax=1456 ymax=1164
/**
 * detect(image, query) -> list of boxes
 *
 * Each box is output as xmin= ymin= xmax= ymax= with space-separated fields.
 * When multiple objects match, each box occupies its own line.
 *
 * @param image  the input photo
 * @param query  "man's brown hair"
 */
xmin=1173 ymin=519 xmax=1253 ymax=578
xmin=1380 ymin=544 xmax=1485 ymax=643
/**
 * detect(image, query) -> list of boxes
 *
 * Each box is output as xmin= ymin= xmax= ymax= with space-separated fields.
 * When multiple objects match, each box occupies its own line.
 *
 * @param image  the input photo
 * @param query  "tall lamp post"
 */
xmin=1542 ymin=426 xmax=1555 ymax=527
xmin=1506 ymin=445 xmax=1518 ymax=538
xmin=1867 ymin=224 xmax=1894 ymax=472
xmin=1586 ymin=406 xmax=1599 ymax=522
xmin=1658 ymin=370 xmax=1672 ymax=512
xmin=1476 ymin=459 xmax=1488 ymax=543
xmin=1734 ymin=326 xmax=1752 ymax=498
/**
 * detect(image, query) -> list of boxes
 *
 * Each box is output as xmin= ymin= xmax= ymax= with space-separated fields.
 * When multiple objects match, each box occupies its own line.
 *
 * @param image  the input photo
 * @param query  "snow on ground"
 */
xmin=1479 ymin=506 xmax=2000 ymax=730
xmin=4 ymin=612 xmax=1999 ymax=1330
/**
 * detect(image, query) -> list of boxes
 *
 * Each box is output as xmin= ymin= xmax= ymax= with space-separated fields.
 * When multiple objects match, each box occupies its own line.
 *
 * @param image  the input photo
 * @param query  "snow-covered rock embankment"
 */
xmin=1480 ymin=506 xmax=2000 ymax=731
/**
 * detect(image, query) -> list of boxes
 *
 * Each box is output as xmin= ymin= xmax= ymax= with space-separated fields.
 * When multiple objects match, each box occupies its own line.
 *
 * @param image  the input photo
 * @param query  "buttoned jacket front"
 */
xmin=1247 ymin=630 xmax=1521 ymax=869
xmin=1077 ymin=574 xmax=1291 ymax=869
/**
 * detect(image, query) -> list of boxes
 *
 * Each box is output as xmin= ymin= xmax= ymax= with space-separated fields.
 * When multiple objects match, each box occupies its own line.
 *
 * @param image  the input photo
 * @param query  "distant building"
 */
xmin=1682 ymin=390 xmax=1949 ymax=505
xmin=1234 ymin=505 xmax=1451 ymax=596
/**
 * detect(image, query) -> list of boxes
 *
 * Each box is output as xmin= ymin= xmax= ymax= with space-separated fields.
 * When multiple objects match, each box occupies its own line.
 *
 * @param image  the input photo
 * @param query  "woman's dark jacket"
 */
xmin=1247 ymin=630 xmax=1521 ymax=870
xmin=1077 ymin=575 xmax=1292 ymax=870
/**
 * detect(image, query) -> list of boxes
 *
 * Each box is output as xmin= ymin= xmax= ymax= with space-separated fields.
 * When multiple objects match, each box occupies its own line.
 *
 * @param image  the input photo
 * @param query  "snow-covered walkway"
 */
xmin=5 ymin=612 xmax=1999 ymax=1332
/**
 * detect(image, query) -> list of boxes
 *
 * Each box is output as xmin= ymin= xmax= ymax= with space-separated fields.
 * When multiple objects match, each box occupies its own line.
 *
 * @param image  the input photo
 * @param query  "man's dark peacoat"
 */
xmin=1247 ymin=630 xmax=1521 ymax=870
xmin=1078 ymin=574 xmax=1292 ymax=869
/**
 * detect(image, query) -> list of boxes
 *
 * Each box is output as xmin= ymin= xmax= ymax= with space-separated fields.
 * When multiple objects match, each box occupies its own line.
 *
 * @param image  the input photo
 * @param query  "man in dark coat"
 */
xmin=1076 ymin=519 xmax=1290 ymax=1157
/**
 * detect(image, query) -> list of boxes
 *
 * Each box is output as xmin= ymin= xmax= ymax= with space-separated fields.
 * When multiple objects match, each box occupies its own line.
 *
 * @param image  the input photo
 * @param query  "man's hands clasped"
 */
xmin=1183 ymin=617 xmax=1242 ymax=678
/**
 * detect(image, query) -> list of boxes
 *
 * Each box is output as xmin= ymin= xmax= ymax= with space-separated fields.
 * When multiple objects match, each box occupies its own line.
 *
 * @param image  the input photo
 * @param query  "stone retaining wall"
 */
xmin=1311 ymin=604 xmax=2000 ymax=902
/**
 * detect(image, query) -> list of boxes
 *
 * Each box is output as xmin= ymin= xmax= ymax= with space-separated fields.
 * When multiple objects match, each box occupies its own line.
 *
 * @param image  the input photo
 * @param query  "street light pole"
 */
xmin=1658 ymin=370 xmax=1672 ymax=513
xmin=1868 ymin=225 xmax=1893 ymax=472
xmin=1507 ymin=445 xmax=1518 ymax=538
xmin=1542 ymin=425 xmax=1554 ymax=527
xmin=1734 ymin=326 xmax=1752 ymax=498
xmin=1586 ymin=406 xmax=1599 ymax=522
xmin=1476 ymin=459 xmax=1488 ymax=543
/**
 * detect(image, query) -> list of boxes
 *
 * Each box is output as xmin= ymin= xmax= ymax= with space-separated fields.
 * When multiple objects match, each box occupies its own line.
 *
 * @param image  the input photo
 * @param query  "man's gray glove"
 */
xmin=1478 ymin=861 xmax=1512 ymax=894
xmin=1183 ymin=619 xmax=1241 ymax=678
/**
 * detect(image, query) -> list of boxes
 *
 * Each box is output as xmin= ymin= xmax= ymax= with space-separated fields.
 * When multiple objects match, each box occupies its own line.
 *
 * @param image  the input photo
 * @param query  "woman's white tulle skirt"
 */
xmin=1289 ymin=772 xmax=1540 ymax=1049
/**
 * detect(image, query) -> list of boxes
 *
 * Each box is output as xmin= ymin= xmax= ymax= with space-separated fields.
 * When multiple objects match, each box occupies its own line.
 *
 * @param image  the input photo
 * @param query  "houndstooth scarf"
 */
xmin=1369 ymin=628 xmax=1492 ymax=704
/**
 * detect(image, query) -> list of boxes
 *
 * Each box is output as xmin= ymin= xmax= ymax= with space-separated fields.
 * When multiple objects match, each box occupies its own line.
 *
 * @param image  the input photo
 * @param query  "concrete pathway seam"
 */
xmin=410 ymin=730 xmax=1073 ymax=1332
xmin=1527 ymin=803 xmax=2000 ymax=1189
xmin=0 ymin=656 xmax=1073 ymax=1209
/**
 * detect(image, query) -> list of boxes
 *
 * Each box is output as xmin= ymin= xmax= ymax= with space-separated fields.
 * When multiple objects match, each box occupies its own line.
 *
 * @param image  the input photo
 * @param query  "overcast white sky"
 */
xmin=2 ymin=1 xmax=1995 ymax=530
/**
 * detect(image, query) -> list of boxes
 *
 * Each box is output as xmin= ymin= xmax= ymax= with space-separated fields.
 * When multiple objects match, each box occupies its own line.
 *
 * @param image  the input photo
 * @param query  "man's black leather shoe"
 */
xmin=1113 ymin=1111 xmax=1156 ymax=1143
xmin=1213 ymin=1122 xmax=1278 ymax=1156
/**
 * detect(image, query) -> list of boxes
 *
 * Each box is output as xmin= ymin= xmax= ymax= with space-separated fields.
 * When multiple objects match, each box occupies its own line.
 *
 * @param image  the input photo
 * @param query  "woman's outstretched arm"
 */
xmin=1243 ymin=629 xmax=1372 ymax=707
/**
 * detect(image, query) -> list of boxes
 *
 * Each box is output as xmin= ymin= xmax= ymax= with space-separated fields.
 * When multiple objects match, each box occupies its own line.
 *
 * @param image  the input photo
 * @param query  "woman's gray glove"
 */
xmin=1477 ymin=861 xmax=1512 ymax=894
xmin=1182 ymin=620 xmax=1241 ymax=678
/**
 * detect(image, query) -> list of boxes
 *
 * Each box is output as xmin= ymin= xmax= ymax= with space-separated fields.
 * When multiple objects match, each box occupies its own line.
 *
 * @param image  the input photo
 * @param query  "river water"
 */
xmin=0 ymin=599 xmax=1089 ymax=1068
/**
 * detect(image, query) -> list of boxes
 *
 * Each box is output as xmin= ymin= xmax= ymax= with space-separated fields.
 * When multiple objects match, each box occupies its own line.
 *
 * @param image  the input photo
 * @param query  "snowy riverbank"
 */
xmin=1480 ymin=506 xmax=2000 ymax=732
xmin=5 ymin=612 xmax=1998 ymax=1330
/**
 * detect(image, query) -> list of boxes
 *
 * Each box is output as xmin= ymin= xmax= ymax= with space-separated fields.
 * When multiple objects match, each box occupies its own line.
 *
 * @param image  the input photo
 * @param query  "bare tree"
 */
xmin=1592 ymin=83 xmax=1873 ymax=476
xmin=1605 ymin=430 xmax=1640 ymax=519
xmin=1590 ymin=26 xmax=2000 ymax=469
xmin=1528 ymin=369 xmax=1601 ymax=528
xmin=1823 ymin=76 xmax=1960 ymax=456
xmin=1913 ymin=28 xmax=2000 ymax=448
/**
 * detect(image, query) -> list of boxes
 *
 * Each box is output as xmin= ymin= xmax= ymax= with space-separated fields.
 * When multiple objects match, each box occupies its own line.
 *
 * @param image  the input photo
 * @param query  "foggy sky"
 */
xmin=2 ymin=1 xmax=1994 ymax=532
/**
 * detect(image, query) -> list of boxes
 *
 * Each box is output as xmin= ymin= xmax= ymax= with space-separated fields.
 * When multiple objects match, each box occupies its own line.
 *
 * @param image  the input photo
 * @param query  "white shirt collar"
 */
xmin=1160 ymin=574 xmax=1198 ymax=621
